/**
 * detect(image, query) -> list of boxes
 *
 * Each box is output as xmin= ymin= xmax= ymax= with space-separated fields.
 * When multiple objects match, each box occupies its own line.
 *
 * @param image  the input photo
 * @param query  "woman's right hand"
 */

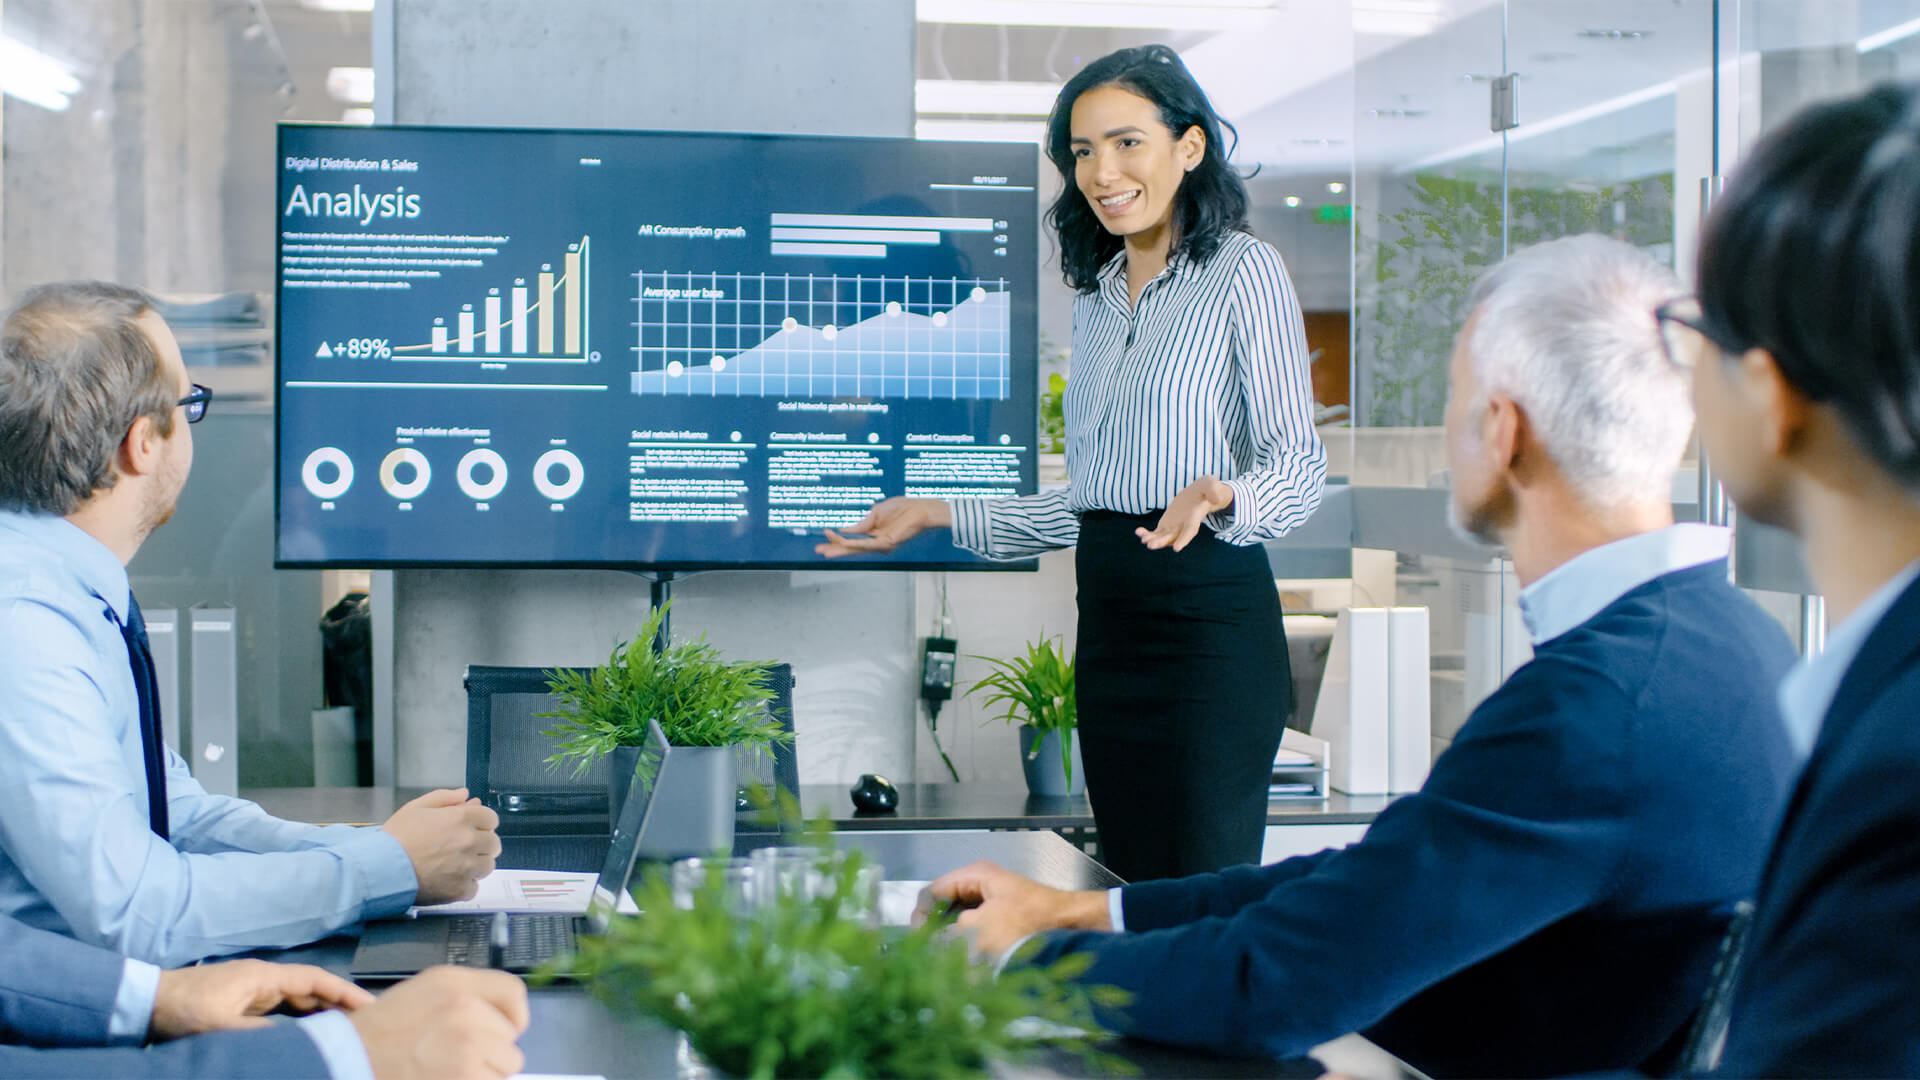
xmin=816 ymin=497 xmax=952 ymax=557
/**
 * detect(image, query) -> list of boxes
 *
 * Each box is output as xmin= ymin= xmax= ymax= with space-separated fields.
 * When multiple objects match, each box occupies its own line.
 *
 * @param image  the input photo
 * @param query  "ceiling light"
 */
xmin=0 ymin=34 xmax=82 ymax=111
xmin=916 ymin=0 xmax=1277 ymax=32
xmin=1576 ymin=29 xmax=1651 ymax=40
xmin=1353 ymin=0 xmax=1443 ymax=37
xmin=915 ymin=118 xmax=1046 ymax=144
xmin=1858 ymin=15 xmax=1920 ymax=53
xmin=916 ymin=80 xmax=1061 ymax=117
xmin=1367 ymin=108 xmax=1429 ymax=118
xmin=1403 ymin=78 xmax=1678 ymax=173
xmin=1327 ymin=181 xmax=1345 ymax=194
xmin=301 ymin=0 xmax=376 ymax=11
xmin=326 ymin=66 xmax=375 ymax=104
xmin=1284 ymin=195 xmax=1302 ymax=208
xmin=341 ymin=108 xmax=375 ymax=126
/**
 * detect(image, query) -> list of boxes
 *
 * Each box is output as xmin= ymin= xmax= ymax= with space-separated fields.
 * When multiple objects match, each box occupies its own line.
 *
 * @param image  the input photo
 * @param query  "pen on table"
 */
xmin=487 ymin=910 xmax=509 ymax=969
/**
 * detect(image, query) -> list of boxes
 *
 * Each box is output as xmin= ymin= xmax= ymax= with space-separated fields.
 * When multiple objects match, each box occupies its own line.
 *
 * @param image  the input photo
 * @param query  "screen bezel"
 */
xmin=271 ymin=121 xmax=1042 ymax=574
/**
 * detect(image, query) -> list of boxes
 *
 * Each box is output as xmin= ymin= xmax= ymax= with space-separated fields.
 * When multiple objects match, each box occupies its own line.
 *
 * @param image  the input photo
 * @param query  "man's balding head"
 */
xmin=0 ymin=282 xmax=177 ymax=515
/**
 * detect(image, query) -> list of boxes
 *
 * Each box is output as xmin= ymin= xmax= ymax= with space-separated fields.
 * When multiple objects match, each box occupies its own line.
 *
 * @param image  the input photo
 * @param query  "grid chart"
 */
xmin=629 ymin=272 xmax=1010 ymax=399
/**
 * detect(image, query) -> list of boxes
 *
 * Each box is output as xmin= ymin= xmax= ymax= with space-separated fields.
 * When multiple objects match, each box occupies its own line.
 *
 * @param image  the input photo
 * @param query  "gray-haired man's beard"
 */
xmin=1446 ymin=489 xmax=1504 ymax=549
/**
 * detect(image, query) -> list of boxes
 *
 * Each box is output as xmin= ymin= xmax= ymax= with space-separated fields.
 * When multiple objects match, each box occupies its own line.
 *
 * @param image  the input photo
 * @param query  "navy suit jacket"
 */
xmin=1714 ymin=574 xmax=1920 ymax=1077
xmin=0 ymin=912 xmax=329 ymax=1078
xmin=1020 ymin=562 xmax=1798 ymax=1078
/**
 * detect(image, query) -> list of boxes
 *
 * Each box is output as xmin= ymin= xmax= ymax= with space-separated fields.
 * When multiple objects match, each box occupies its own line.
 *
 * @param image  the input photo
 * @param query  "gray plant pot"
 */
xmin=609 ymin=743 xmax=738 ymax=859
xmin=1019 ymin=725 xmax=1085 ymax=797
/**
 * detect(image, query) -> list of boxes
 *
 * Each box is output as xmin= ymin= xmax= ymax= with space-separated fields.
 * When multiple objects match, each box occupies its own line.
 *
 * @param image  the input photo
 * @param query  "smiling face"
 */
xmin=1068 ymin=84 xmax=1204 ymax=253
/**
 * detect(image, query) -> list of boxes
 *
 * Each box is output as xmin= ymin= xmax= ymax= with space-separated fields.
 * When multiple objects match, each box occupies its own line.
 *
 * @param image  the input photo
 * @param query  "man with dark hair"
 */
xmin=920 ymin=235 xmax=1799 ymax=1077
xmin=1678 ymin=81 xmax=1920 ymax=1076
xmin=0 ymin=282 xmax=501 ymax=967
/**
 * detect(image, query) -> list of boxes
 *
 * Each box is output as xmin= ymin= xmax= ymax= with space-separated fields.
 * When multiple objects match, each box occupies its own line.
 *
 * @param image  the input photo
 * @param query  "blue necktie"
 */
xmin=118 ymin=596 xmax=171 ymax=840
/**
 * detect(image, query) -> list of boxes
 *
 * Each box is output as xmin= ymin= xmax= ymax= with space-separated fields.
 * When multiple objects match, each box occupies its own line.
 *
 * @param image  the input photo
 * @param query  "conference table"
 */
xmin=252 ymin=800 xmax=1419 ymax=1080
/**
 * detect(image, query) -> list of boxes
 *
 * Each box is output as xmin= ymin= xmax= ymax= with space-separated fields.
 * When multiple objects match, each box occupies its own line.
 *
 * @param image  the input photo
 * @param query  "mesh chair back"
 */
xmin=467 ymin=662 xmax=796 ymax=824
xmin=464 ymin=665 xmax=608 ymax=825
xmin=736 ymin=664 xmax=797 ymax=803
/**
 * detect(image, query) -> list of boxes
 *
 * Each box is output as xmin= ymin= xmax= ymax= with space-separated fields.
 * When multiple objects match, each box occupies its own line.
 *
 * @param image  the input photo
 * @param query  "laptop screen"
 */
xmin=586 ymin=718 xmax=669 ymax=926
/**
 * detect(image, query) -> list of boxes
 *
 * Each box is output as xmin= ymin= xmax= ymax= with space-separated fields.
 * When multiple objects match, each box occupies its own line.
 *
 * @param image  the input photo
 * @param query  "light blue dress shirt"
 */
xmin=1103 ymin=523 xmax=1739 ymax=934
xmin=0 ymin=510 xmax=417 ymax=968
xmin=1517 ymin=523 xmax=1733 ymax=645
xmin=1775 ymin=560 xmax=1920 ymax=761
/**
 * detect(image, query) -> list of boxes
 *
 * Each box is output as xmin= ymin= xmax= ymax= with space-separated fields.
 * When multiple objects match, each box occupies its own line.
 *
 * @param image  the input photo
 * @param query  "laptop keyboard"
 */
xmin=443 ymin=914 xmax=578 ymax=971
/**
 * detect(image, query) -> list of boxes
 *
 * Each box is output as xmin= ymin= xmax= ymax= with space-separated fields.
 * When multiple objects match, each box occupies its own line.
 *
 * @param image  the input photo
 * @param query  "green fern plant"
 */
xmin=541 ymin=603 xmax=789 ymax=775
xmin=560 ymin=823 xmax=1130 ymax=1079
xmin=967 ymin=636 xmax=1077 ymax=786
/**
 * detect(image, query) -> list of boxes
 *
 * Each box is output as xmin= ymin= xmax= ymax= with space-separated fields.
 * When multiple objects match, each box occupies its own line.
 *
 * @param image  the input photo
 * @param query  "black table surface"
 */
xmin=244 ymin=782 xmax=1390 ymax=831
xmin=255 ymin=829 xmax=1413 ymax=1079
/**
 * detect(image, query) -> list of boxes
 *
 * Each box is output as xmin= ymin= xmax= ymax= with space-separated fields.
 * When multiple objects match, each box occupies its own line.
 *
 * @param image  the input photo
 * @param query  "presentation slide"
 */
xmin=274 ymin=123 xmax=1038 ymax=570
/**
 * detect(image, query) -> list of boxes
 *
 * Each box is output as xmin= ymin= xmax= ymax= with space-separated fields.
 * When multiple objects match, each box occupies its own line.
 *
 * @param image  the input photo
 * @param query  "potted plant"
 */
xmin=967 ymin=635 xmax=1082 ymax=797
xmin=560 ymin=831 xmax=1124 ymax=1079
xmin=542 ymin=602 xmax=789 ymax=857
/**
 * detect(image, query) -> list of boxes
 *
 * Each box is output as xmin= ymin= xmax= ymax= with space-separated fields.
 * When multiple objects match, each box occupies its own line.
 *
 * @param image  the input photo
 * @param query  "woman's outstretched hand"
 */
xmin=1136 ymin=476 xmax=1233 ymax=551
xmin=817 ymin=497 xmax=953 ymax=557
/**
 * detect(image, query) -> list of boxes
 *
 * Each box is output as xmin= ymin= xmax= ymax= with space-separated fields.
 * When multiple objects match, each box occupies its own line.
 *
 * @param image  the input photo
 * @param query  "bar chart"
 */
xmin=391 ymin=235 xmax=594 ymax=364
xmin=629 ymin=271 xmax=1010 ymax=399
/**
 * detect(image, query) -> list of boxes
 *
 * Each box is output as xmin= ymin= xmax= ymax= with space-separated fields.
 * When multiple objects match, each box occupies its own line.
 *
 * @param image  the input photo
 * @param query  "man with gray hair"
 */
xmin=0 ymin=282 xmax=504 ymax=969
xmin=917 ymin=235 xmax=1798 ymax=1077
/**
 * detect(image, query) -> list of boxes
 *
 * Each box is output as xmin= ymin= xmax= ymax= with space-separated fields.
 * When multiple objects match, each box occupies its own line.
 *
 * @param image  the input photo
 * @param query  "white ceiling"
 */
xmin=917 ymin=0 xmax=1920 ymax=195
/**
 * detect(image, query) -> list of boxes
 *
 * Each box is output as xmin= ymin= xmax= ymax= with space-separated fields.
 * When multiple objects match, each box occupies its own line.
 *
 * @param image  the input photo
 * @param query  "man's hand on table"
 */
xmin=915 ymin=859 xmax=1113 ymax=962
xmin=151 ymin=959 xmax=374 ymax=1039
xmin=380 ymin=787 xmax=503 ymax=904
xmin=350 ymin=966 xmax=530 ymax=1080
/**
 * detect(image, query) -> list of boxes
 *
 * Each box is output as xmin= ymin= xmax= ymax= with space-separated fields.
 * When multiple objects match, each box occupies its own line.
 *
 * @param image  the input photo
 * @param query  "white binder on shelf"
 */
xmin=189 ymin=606 xmax=239 ymax=796
xmin=1313 ymin=607 xmax=1390 ymax=795
xmin=1310 ymin=605 xmax=1434 ymax=795
xmin=1387 ymin=606 xmax=1432 ymax=793
xmin=145 ymin=607 xmax=182 ymax=754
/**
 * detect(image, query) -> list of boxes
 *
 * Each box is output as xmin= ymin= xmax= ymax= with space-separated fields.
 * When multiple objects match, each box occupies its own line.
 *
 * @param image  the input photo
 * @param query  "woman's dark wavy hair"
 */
xmin=1044 ymin=44 xmax=1250 ymax=293
xmin=1698 ymin=81 xmax=1920 ymax=489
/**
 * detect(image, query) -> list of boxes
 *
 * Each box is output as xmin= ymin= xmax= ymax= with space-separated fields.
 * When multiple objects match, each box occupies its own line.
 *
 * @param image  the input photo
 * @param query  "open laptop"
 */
xmin=350 ymin=719 xmax=670 ymax=978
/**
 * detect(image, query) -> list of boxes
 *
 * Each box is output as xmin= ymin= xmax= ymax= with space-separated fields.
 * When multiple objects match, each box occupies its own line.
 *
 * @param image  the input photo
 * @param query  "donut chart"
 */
xmin=379 ymin=448 xmax=432 ymax=499
xmin=301 ymin=447 xmax=354 ymax=499
xmin=456 ymin=449 xmax=509 ymax=500
xmin=533 ymin=449 xmax=584 ymax=500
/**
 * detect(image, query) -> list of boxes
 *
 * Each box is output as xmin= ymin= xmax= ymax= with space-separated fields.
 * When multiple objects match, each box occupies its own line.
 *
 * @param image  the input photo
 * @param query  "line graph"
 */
xmin=629 ymin=271 xmax=1009 ymax=399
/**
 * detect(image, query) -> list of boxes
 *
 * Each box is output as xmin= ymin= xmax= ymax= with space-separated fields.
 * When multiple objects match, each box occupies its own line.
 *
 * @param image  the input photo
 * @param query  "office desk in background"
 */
xmin=245 ymin=782 xmax=1390 ymax=830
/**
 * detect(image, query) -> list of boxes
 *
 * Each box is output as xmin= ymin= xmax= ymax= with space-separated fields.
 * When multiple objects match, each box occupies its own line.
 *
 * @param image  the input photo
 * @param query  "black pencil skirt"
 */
xmin=1074 ymin=510 xmax=1291 ymax=883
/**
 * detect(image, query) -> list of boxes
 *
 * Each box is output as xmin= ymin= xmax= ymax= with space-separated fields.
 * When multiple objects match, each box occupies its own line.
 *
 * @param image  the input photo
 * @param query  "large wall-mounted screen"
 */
xmin=274 ymin=124 xmax=1038 ymax=570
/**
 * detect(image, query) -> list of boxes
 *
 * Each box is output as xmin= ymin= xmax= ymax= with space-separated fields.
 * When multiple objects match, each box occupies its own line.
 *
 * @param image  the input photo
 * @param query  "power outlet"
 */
xmin=920 ymin=635 xmax=957 ymax=704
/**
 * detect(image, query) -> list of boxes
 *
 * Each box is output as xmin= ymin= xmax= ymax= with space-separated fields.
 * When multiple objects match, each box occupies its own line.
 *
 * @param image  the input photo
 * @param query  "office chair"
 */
xmin=464 ymin=665 xmax=609 ymax=827
xmin=1675 ymin=899 xmax=1757 ymax=1075
xmin=466 ymin=661 xmax=797 ymax=824
xmin=736 ymin=664 xmax=798 ymax=810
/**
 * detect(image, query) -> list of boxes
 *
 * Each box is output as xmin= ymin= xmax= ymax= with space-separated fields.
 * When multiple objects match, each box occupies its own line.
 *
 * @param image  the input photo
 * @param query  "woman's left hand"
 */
xmin=1136 ymin=476 xmax=1234 ymax=551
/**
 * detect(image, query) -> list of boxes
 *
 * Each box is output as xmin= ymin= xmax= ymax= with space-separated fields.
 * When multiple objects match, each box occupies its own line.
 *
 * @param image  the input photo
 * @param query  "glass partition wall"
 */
xmin=1342 ymin=0 xmax=1715 ymax=755
xmin=1 ymin=0 xmax=375 ymax=786
xmin=6 ymin=0 xmax=1906 ymax=787
xmin=1334 ymin=0 xmax=1918 ymax=756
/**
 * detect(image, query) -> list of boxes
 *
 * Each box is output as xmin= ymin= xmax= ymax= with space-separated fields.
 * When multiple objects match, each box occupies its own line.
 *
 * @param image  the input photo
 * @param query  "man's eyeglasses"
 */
xmin=177 ymin=384 xmax=213 ymax=424
xmin=1654 ymin=297 xmax=1742 ymax=373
